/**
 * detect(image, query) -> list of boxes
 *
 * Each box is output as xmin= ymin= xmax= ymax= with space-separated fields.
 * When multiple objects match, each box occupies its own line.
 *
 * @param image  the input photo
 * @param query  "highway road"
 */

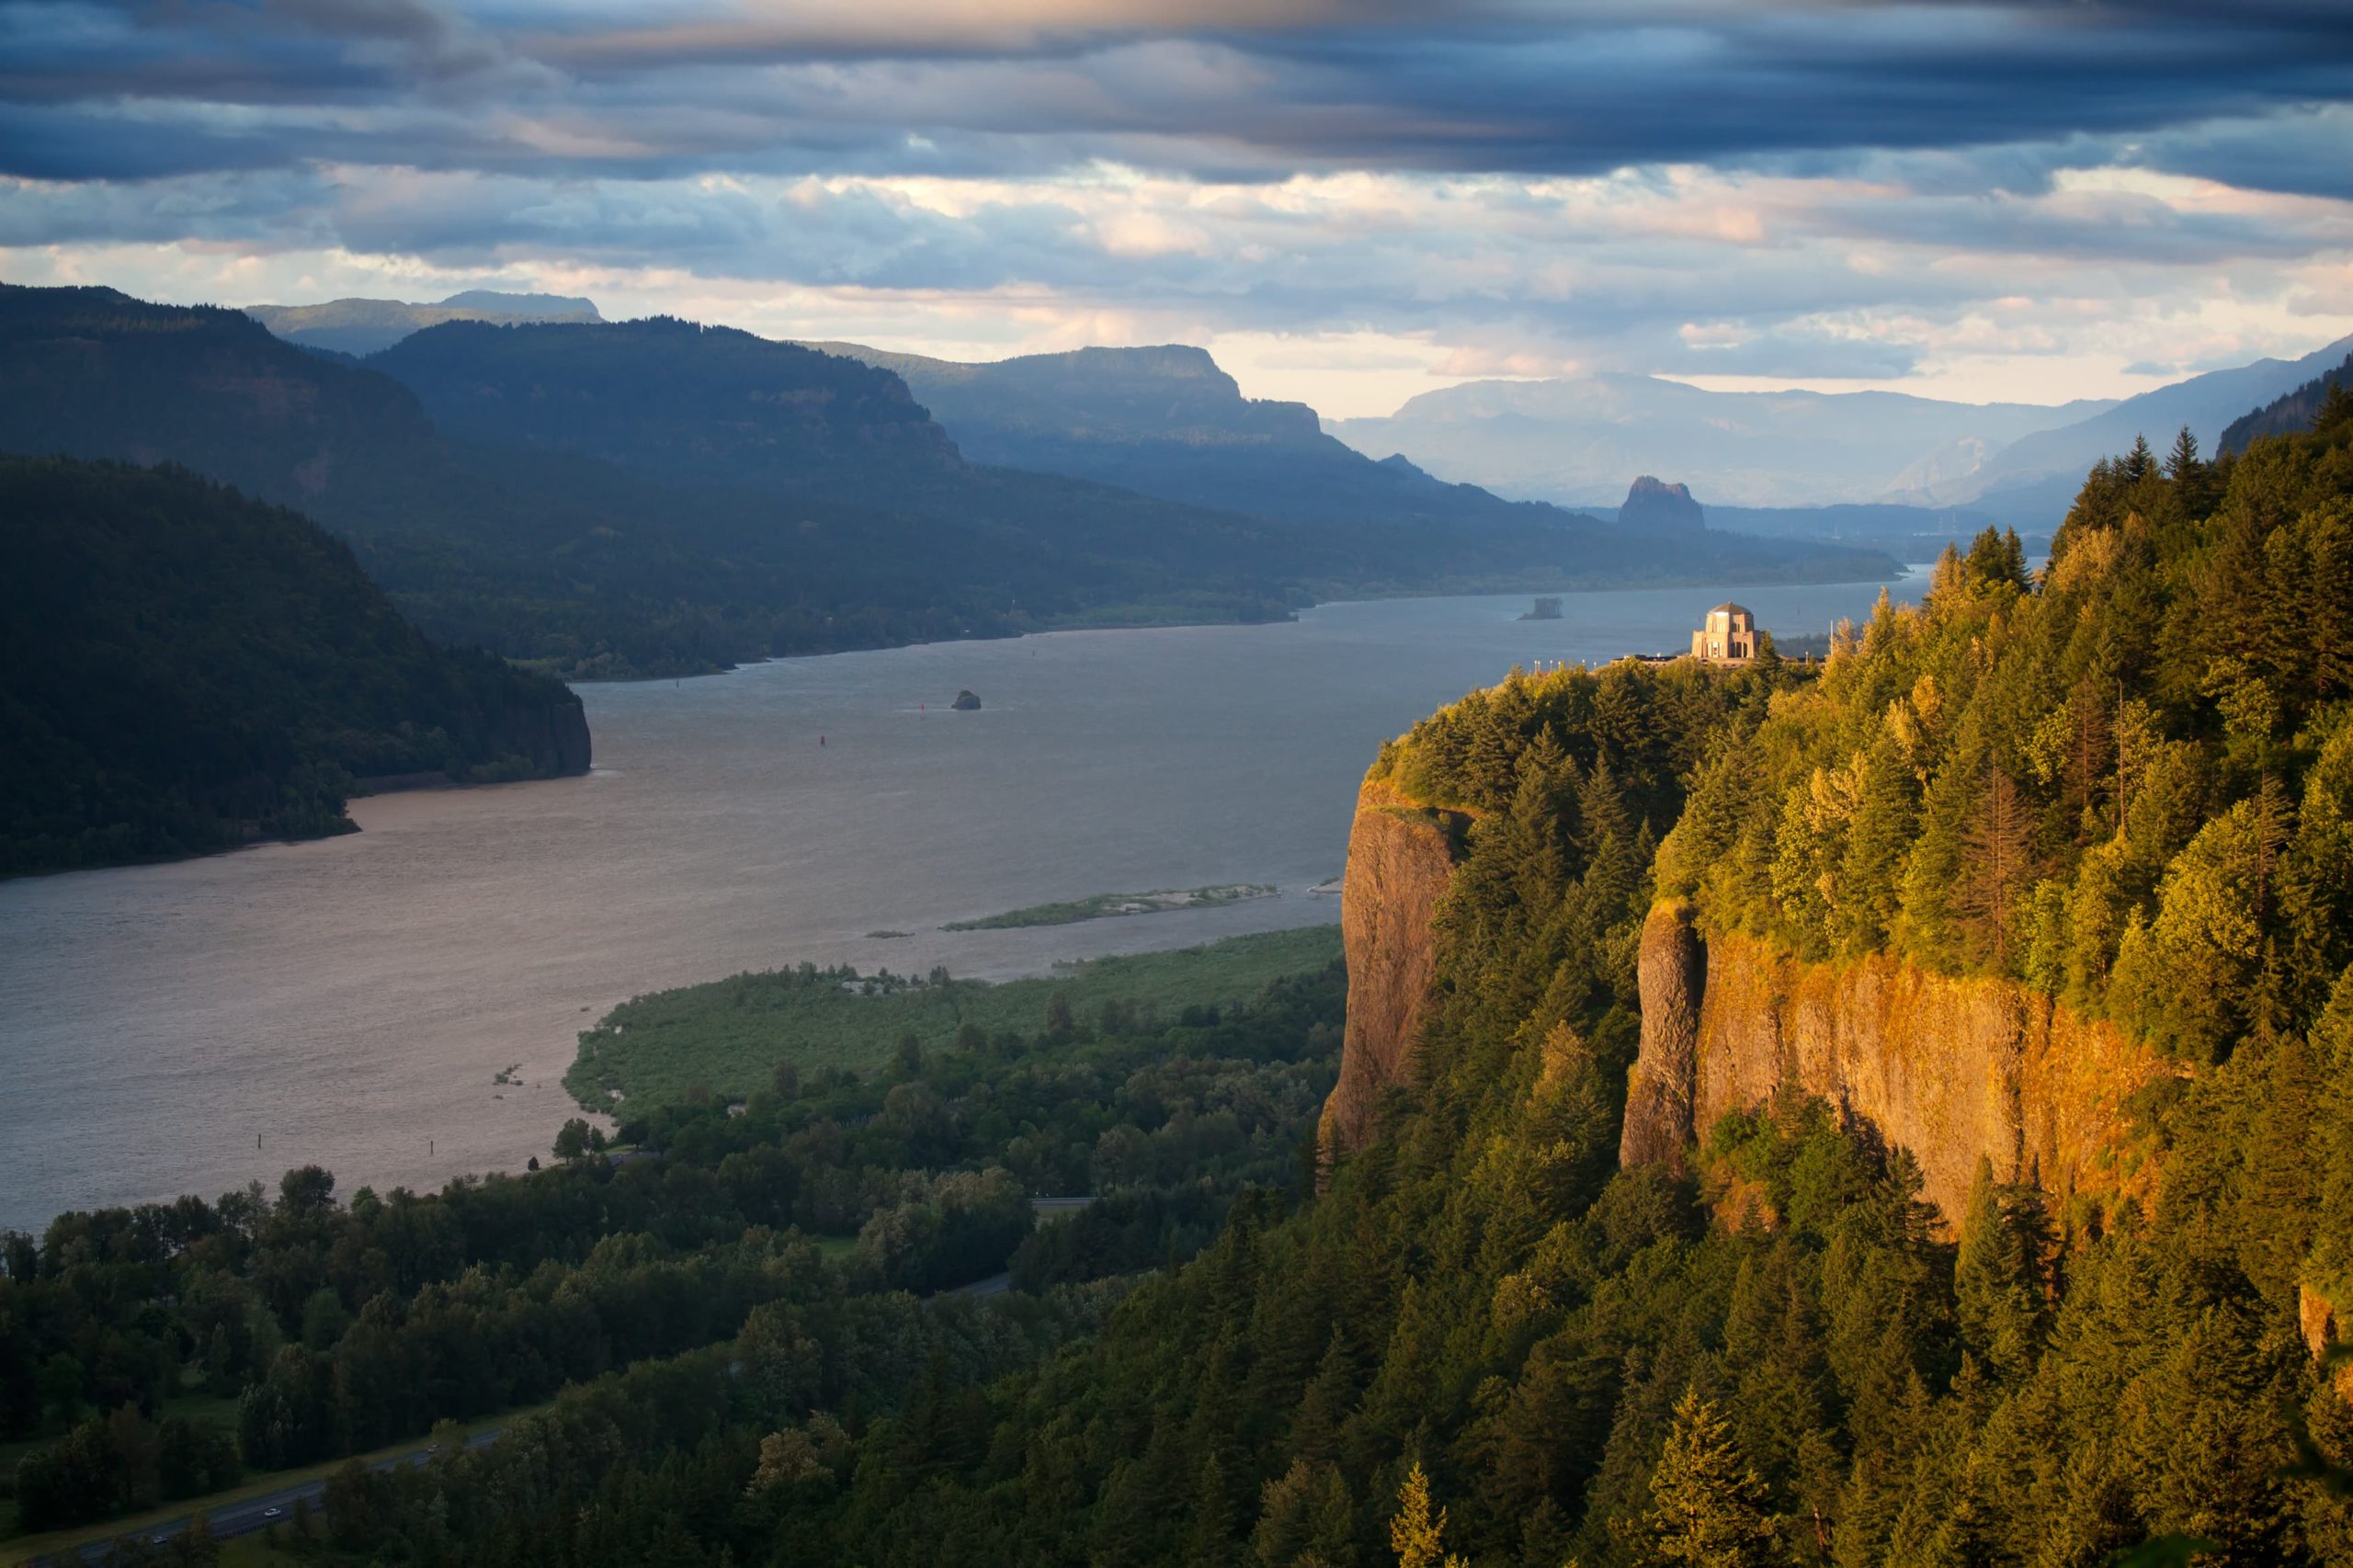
xmin=28 ymin=1428 xmax=501 ymax=1566
xmin=28 ymin=1196 xmax=1096 ymax=1563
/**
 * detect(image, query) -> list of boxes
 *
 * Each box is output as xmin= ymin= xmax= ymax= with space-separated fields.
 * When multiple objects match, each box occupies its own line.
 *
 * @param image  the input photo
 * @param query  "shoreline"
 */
xmin=564 ymin=562 xmax=1927 ymax=686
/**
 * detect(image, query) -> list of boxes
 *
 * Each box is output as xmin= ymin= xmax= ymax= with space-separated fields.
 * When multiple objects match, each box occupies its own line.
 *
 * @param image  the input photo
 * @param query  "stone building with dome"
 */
xmin=1691 ymin=602 xmax=1757 ymax=663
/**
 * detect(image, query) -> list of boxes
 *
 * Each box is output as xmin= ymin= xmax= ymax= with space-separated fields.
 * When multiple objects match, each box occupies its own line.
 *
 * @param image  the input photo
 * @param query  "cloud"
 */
xmin=2 ymin=2 xmax=2350 ymax=410
xmin=7 ymin=2 xmax=2353 ymax=185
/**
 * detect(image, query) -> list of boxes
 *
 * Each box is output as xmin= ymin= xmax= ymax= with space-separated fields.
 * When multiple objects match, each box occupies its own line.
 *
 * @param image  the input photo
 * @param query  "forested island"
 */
xmin=6 ymin=402 xmax=2353 ymax=1562
xmin=0 ymin=458 xmax=588 ymax=877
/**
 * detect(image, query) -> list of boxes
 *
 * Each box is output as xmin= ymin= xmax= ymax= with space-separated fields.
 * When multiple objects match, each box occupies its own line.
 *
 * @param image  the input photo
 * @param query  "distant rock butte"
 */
xmin=1620 ymin=475 xmax=1706 ymax=533
xmin=951 ymin=690 xmax=982 ymax=710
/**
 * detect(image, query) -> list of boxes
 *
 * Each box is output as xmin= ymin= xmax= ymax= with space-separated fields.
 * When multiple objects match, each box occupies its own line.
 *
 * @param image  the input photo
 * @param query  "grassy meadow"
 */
xmin=563 ymin=925 xmax=1343 ymax=1111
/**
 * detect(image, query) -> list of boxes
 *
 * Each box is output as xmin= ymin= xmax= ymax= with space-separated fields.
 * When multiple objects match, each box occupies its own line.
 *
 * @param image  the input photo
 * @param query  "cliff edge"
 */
xmin=1620 ymin=911 xmax=2173 ymax=1225
xmin=1316 ymin=774 xmax=1461 ymax=1159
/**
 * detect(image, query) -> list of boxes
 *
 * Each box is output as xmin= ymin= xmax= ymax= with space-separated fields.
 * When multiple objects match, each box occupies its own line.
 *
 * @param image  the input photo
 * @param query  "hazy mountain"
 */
xmin=1326 ymin=374 xmax=2109 ymax=510
xmin=1953 ymin=332 xmax=2353 ymax=505
xmin=4 ymin=288 xmax=1897 ymax=682
xmin=0 ymin=285 xmax=1318 ymax=673
xmin=0 ymin=456 xmax=587 ymax=876
xmin=373 ymin=319 xmax=962 ymax=491
xmin=796 ymin=340 xmax=1625 ymax=533
xmin=2221 ymin=350 xmax=2353 ymax=453
xmin=245 ymin=290 xmax=602 ymax=357
xmin=392 ymin=323 xmax=1896 ymax=586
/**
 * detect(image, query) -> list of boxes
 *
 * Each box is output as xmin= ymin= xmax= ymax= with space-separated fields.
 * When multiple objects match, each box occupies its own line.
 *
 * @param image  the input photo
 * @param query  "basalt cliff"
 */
xmin=1618 ymin=903 xmax=2173 ymax=1226
xmin=1322 ymin=835 xmax=2173 ymax=1229
xmin=1315 ymin=774 xmax=1463 ymax=1158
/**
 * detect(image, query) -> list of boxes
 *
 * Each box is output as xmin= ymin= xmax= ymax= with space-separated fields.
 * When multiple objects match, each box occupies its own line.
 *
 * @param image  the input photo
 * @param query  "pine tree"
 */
xmin=1189 ymin=1451 xmax=1243 ymax=1568
xmin=1294 ymin=1330 xmax=1354 ymax=1468
xmin=2315 ymin=379 xmax=2353 ymax=439
xmin=1954 ymin=761 xmax=2035 ymax=970
xmin=2251 ymin=770 xmax=2294 ymax=926
xmin=1639 ymin=1391 xmax=1781 ymax=1568
xmin=1953 ymin=1156 xmax=2045 ymax=1381
xmin=1307 ymin=1463 xmax=1359 ymax=1568
xmin=1389 ymin=1463 xmax=1467 ymax=1568
xmin=2165 ymin=426 xmax=2200 ymax=481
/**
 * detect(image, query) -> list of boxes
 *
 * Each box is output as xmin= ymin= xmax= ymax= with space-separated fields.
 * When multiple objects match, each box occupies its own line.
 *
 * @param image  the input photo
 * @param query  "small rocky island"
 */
xmin=1518 ymin=596 xmax=1563 ymax=620
xmin=951 ymin=689 xmax=982 ymax=710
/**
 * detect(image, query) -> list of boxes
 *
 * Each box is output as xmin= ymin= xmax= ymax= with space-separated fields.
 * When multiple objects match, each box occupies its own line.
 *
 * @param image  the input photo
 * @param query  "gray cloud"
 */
xmin=4 ymin=0 xmax=2350 ymax=397
xmin=6 ymin=2 xmax=2353 ymax=185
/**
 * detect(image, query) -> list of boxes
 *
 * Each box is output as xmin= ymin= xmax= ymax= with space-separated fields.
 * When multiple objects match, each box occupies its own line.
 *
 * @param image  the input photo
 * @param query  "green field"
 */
xmin=563 ymin=925 xmax=1342 ymax=1110
xmin=941 ymin=883 xmax=1280 ymax=931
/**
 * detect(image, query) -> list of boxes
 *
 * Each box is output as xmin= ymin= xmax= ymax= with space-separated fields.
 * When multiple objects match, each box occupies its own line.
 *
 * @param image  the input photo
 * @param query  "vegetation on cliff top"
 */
xmin=1651 ymin=401 xmax=2353 ymax=1071
xmin=0 ymin=457 xmax=587 ymax=877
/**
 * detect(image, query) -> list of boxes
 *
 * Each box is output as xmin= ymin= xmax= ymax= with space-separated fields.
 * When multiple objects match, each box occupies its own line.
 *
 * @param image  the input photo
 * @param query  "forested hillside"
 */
xmin=12 ymin=410 xmax=2352 ymax=1565
xmin=2224 ymin=354 xmax=2353 ymax=454
xmin=0 ymin=459 xmax=587 ymax=876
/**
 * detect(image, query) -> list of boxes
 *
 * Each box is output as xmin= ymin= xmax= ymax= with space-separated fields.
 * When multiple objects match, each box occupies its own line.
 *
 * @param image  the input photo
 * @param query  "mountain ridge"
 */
xmin=244 ymin=290 xmax=602 ymax=358
xmin=1328 ymin=369 xmax=2112 ymax=510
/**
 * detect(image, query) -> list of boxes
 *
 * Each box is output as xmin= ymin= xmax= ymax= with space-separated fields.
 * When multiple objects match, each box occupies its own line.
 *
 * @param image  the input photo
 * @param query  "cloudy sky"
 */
xmin=5 ymin=0 xmax=2351 ymax=415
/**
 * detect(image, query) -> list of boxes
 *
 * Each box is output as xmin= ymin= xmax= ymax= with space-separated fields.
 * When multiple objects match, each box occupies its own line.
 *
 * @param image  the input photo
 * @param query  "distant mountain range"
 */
xmin=2222 ymin=350 xmax=2353 ymax=453
xmin=1326 ymin=376 xmax=2108 ymax=511
xmin=1325 ymin=335 xmax=2353 ymax=530
xmin=1942 ymin=333 xmax=2353 ymax=521
xmin=798 ymin=340 xmax=1643 ymax=535
xmin=244 ymin=291 xmax=2353 ymax=542
xmin=4 ymin=286 xmax=1896 ymax=686
xmin=244 ymin=290 xmax=601 ymax=358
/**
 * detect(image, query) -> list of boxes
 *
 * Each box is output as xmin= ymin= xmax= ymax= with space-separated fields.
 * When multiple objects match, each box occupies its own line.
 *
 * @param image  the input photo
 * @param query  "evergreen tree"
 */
xmin=2165 ymin=426 xmax=2200 ymax=481
xmin=1390 ymin=1463 xmax=1468 ymax=1568
xmin=1954 ymin=761 xmax=2035 ymax=971
xmin=1953 ymin=1157 xmax=2045 ymax=1381
xmin=1639 ymin=1391 xmax=1782 ymax=1568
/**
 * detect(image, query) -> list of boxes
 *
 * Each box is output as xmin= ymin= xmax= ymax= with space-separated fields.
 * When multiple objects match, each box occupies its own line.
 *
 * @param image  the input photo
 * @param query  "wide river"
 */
xmin=0 ymin=575 xmax=1926 ymax=1233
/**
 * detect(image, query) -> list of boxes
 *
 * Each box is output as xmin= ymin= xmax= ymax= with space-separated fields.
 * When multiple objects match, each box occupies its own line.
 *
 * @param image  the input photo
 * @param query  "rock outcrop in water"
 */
xmin=952 ymin=689 xmax=982 ymax=711
xmin=1315 ymin=775 xmax=1461 ymax=1159
xmin=1619 ymin=911 xmax=2173 ymax=1224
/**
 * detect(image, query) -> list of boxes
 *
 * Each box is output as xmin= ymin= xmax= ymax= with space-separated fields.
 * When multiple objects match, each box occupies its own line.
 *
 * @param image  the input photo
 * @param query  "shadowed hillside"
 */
xmin=0 ymin=457 xmax=588 ymax=875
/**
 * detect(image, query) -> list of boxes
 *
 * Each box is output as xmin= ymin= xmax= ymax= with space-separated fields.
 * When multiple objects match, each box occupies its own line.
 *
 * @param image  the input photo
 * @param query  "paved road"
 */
xmin=33 ymin=1197 xmax=1097 ymax=1562
xmin=951 ymin=1196 xmax=1094 ymax=1299
xmin=32 ymin=1429 xmax=501 ymax=1565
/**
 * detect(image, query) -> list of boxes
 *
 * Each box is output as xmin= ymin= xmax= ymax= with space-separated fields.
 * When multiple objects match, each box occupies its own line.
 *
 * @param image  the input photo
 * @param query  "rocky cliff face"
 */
xmin=490 ymin=687 xmax=593 ymax=778
xmin=1620 ymin=913 xmax=2172 ymax=1225
xmin=1317 ymin=776 xmax=1461 ymax=1157
xmin=1620 ymin=903 xmax=1707 ymax=1171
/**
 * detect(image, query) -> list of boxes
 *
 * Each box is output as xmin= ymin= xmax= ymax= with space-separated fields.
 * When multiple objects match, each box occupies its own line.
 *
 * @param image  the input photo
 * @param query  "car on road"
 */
xmin=262 ymin=1506 xmax=281 ymax=1519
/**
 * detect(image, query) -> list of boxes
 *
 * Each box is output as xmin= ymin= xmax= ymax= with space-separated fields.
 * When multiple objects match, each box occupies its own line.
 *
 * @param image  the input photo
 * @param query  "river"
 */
xmin=0 ymin=575 xmax=1925 ymax=1233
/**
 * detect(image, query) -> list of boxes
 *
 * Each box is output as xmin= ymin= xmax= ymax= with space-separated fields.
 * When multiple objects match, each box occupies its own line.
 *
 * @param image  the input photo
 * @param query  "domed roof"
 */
xmin=1711 ymin=602 xmax=1752 ymax=617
